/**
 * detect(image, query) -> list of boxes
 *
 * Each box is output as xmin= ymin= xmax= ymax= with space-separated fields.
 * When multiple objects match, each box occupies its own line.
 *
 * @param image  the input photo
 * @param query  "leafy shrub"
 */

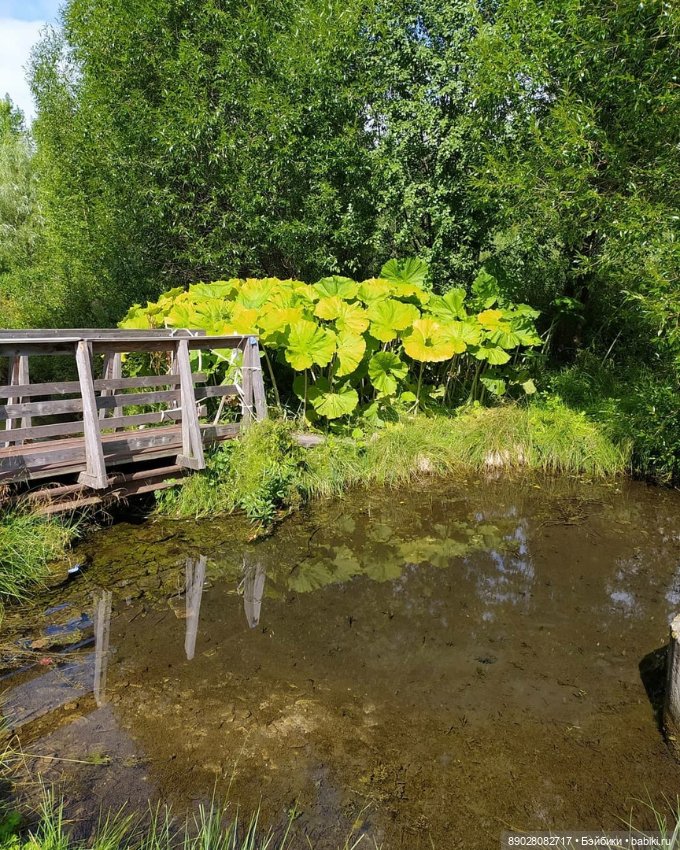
xmin=120 ymin=262 xmax=542 ymax=423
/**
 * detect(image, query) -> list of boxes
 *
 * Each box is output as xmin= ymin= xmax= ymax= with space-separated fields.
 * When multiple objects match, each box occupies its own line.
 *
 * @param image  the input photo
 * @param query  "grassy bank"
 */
xmin=0 ymin=512 xmax=78 ymax=603
xmin=156 ymin=402 xmax=628 ymax=523
xmin=0 ymin=795 xmax=370 ymax=850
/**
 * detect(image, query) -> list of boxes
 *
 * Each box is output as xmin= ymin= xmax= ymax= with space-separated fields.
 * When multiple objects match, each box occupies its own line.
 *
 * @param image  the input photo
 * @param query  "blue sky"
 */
xmin=0 ymin=0 xmax=61 ymax=121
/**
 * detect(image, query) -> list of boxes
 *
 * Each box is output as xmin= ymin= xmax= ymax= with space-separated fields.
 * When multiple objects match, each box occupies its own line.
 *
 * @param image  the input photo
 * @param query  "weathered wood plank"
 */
xmin=3 ymin=354 xmax=30 ymax=446
xmin=0 ymin=372 xmax=208 ymax=398
xmin=75 ymin=340 xmax=108 ymax=490
xmin=193 ymin=384 xmax=238 ymax=400
xmin=99 ymin=351 xmax=122 ymax=422
xmin=0 ymin=328 xmax=206 ymax=338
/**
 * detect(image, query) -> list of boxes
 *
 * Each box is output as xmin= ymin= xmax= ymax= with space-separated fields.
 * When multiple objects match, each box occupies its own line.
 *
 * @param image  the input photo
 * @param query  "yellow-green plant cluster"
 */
xmin=120 ymin=262 xmax=542 ymax=421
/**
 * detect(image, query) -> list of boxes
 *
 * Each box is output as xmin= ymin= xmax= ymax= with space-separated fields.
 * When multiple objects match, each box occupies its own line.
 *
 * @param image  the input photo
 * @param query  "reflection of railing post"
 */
xmin=93 ymin=590 xmax=112 ymax=707
xmin=185 ymin=555 xmax=207 ymax=661
xmin=243 ymin=553 xmax=266 ymax=629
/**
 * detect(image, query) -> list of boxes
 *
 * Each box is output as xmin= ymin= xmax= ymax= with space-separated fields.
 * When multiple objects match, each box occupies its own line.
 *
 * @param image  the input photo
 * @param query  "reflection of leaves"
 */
xmin=288 ymin=560 xmax=335 ymax=593
xmin=368 ymin=522 xmax=395 ymax=544
xmin=332 ymin=546 xmax=362 ymax=581
xmin=363 ymin=557 xmax=404 ymax=583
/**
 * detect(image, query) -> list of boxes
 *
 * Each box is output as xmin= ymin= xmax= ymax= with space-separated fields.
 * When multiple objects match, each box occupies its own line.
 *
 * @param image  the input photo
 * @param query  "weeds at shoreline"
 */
xmin=0 ymin=512 xmax=79 ymax=603
xmin=155 ymin=403 xmax=628 ymax=522
xmin=0 ymin=792 xmax=377 ymax=850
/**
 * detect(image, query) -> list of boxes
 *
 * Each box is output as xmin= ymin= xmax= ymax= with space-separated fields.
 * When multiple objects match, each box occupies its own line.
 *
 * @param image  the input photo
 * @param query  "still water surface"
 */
xmin=2 ymin=476 xmax=680 ymax=848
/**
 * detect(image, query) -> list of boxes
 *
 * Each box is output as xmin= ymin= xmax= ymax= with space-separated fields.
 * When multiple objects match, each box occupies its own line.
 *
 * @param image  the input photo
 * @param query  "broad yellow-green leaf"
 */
xmin=285 ymin=320 xmax=336 ymax=370
xmin=120 ymin=305 xmax=153 ymax=330
xmin=367 ymin=298 xmax=420 ymax=342
xmin=334 ymin=301 xmax=369 ymax=335
xmin=490 ymin=322 xmax=521 ymax=349
xmin=522 ymin=378 xmax=537 ymax=394
xmin=402 ymin=317 xmax=456 ymax=362
xmin=258 ymin=306 xmax=305 ymax=343
xmin=313 ymin=276 xmax=358 ymax=300
xmin=442 ymin=319 xmax=481 ymax=349
xmin=357 ymin=278 xmax=393 ymax=304
xmin=167 ymin=301 xmax=201 ymax=328
xmin=427 ymin=288 xmax=467 ymax=321
xmin=308 ymin=377 xmax=358 ymax=419
xmin=335 ymin=331 xmax=366 ymax=377
xmin=314 ymin=295 xmax=344 ymax=320
xmin=190 ymin=280 xmax=239 ymax=299
xmin=237 ymin=278 xmax=277 ymax=309
xmin=229 ymin=305 xmax=260 ymax=334
xmin=380 ymin=257 xmax=428 ymax=288
xmin=391 ymin=281 xmax=430 ymax=303
xmin=368 ymin=351 xmax=408 ymax=395
xmin=480 ymin=375 xmax=507 ymax=396
xmin=477 ymin=309 xmax=504 ymax=329
xmin=472 ymin=343 xmax=511 ymax=365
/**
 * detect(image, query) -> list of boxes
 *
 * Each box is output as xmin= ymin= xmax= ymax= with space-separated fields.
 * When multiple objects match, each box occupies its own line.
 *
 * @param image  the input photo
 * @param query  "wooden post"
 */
xmin=99 ymin=351 xmax=122 ymax=424
xmin=76 ymin=340 xmax=108 ymax=489
xmin=175 ymin=338 xmax=205 ymax=470
xmin=4 ymin=355 xmax=30 ymax=446
xmin=241 ymin=338 xmax=256 ymax=426
xmin=251 ymin=338 xmax=268 ymax=421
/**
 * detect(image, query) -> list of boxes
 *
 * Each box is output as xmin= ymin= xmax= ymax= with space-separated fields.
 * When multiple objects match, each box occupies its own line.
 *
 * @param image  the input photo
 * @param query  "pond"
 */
xmin=2 ymin=475 xmax=680 ymax=849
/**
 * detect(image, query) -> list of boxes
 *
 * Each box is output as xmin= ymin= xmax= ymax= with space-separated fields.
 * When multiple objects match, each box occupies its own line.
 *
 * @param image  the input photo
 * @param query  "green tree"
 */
xmin=30 ymin=0 xmax=374 ymax=326
xmin=0 ymin=97 xmax=42 ymax=327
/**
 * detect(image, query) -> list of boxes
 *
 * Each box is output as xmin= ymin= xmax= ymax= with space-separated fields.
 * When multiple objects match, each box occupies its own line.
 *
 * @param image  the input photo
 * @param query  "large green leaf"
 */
xmin=471 ymin=270 xmax=499 ymax=308
xmin=368 ymin=351 xmax=408 ymax=395
xmin=357 ymin=278 xmax=393 ymax=304
xmin=367 ymin=298 xmax=420 ymax=342
xmin=472 ymin=343 xmax=511 ymax=365
xmin=121 ymin=305 xmax=153 ymax=329
xmin=285 ymin=320 xmax=336 ymax=370
xmin=308 ymin=377 xmax=359 ymax=419
xmin=334 ymin=301 xmax=369 ymax=335
xmin=380 ymin=257 xmax=428 ymax=288
xmin=442 ymin=320 xmax=482 ymax=349
xmin=335 ymin=331 xmax=366 ymax=377
xmin=402 ymin=317 xmax=456 ymax=362
xmin=314 ymin=295 xmax=343 ymax=320
xmin=237 ymin=278 xmax=277 ymax=309
xmin=427 ymin=288 xmax=467 ymax=322
xmin=313 ymin=276 xmax=358 ymax=300
xmin=480 ymin=375 xmax=507 ymax=396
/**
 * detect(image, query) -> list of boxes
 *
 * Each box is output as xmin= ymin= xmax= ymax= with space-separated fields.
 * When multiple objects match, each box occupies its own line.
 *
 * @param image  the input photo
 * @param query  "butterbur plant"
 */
xmin=120 ymin=260 xmax=542 ymax=424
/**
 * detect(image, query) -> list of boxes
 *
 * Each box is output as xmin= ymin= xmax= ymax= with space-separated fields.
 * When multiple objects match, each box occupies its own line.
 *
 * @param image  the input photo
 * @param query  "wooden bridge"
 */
xmin=0 ymin=329 xmax=267 ymax=512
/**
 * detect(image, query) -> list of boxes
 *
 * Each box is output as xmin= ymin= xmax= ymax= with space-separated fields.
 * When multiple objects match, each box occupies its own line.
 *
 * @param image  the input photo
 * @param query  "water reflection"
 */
xmin=185 ymin=556 xmax=207 ymax=661
xmin=242 ymin=554 xmax=266 ymax=629
xmin=93 ymin=590 xmax=112 ymax=707
xmin=1 ymin=588 xmax=113 ymax=728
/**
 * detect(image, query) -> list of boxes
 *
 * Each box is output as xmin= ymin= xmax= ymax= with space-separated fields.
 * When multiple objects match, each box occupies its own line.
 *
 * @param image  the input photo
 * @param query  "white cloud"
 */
xmin=0 ymin=18 xmax=46 ymax=122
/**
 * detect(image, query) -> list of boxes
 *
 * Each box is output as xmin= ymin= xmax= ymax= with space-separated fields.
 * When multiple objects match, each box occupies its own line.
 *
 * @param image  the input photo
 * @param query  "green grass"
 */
xmin=0 ymin=511 xmax=78 ymax=602
xmin=0 ymin=793 xmax=374 ymax=850
xmin=155 ymin=401 xmax=628 ymax=522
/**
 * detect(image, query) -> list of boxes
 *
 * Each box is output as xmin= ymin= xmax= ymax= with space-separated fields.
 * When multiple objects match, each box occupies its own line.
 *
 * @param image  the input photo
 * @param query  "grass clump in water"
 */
xmin=0 ymin=511 xmax=77 ymax=602
xmin=155 ymin=401 xmax=627 ymax=522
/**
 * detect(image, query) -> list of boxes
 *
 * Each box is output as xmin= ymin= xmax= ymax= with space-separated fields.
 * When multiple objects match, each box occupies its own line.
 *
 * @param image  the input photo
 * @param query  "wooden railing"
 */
xmin=0 ymin=330 xmax=267 ymax=496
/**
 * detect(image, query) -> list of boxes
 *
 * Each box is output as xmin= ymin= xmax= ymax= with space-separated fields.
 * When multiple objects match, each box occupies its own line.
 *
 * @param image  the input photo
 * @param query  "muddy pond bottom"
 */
xmin=3 ymin=477 xmax=680 ymax=849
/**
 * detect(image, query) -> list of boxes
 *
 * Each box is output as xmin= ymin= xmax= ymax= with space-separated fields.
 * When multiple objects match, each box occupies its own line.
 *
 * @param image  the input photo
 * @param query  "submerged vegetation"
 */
xmin=156 ymin=410 xmax=627 ymax=523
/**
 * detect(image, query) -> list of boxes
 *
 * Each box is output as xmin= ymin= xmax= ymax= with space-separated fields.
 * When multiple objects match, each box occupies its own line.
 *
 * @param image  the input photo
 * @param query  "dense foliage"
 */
xmin=120 ymin=263 xmax=541 ymax=420
xmin=0 ymin=0 xmax=676 ymax=478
